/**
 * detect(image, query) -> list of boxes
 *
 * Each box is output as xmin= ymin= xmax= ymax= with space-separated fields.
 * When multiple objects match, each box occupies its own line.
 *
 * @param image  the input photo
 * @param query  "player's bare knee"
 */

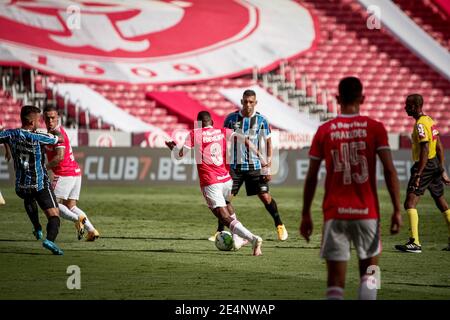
xmin=433 ymin=196 xmax=449 ymax=212
xmin=45 ymin=207 xmax=60 ymax=218
xmin=404 ymin=193 xmax=418 ymax=210
xmin=258 ymin=192 xmax=271 ymax=204
xmin=404 ymin=200 xmax=411 ymax=210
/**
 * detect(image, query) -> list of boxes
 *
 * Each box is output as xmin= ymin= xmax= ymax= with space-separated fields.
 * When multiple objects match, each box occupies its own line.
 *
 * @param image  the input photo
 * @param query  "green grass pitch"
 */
xmin=0 ymin=185 xmax=449 ymax=300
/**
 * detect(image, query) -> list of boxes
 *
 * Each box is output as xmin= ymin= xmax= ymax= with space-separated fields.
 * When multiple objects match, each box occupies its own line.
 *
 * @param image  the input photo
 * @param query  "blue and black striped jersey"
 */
xmin=0 ymin=129 xmax=58 ymax=193
xmin=224 ymin=111 xmax=271 ymax=170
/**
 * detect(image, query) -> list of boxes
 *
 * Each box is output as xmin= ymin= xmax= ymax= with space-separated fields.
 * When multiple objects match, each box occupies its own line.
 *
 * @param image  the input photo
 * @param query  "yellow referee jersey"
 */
xmin=411 ymin=115 xmax=439 ymax=162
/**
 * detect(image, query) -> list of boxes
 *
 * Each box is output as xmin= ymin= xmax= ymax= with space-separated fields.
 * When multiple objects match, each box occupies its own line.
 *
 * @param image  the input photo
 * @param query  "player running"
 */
xmin=0 ymin=129 xmax=11 ymax=205
xmin=0 ymin=105 xmax=64 ymax=255
xmin=43 ymin=105 xmax=99 ymax=241
xmin=166 ymin=111 xmax=263 ymax=256
xmin=300 ymin=77 xmax=402 ymax=299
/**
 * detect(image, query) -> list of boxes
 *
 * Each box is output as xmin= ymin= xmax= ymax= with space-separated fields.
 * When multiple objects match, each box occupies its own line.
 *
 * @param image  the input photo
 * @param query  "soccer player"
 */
xmin=0 ymin=142 xmax=11 ymax=205
xmin=299 ymin=77 xmax=402 ymax=300
xmin=211 ymin=89 xmax=287 ymax=241
xmin=395 ymin=94 xmax=450 ymax=253
xmin=0 ymin=130 xmax=11 ymax=205
xmin=0 ymin=105 xmax=65 ymax=255
xmin=43 ymin=105 xmax=99 ymax=241
xmin=165 ymin=111 xmax=263 ymax=256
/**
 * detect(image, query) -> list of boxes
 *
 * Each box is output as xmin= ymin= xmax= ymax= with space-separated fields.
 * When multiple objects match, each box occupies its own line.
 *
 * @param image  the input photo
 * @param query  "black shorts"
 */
xmin=407 ymin=157 xmax=444 ymax=198
xmin=230 ymin=168 xmax=269 ymax=196
xmin=16 ymin=185 xmax=58 ymax=211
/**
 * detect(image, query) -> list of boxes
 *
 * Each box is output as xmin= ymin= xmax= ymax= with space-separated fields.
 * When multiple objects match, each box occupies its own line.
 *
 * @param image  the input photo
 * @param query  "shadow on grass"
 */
xmin=0 ymin=250 xmax=50 ymax=256
xmin=101 ymin=236 xmax=212 ymax=241
xmin=0 ymin=239 xmax=41 ymax=242
xmin=100 ymin=236 xmax=318 ymax=247
xmin=387 ymin=282 xmax=450 ymax=289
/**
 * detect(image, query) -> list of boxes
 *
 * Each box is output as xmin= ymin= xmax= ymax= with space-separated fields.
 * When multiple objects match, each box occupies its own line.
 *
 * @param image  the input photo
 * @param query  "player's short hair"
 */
xmin=243 ymin=89 xmax=256 ymax=98
xmin=406 ymin=94 xmax=423 ymax=107
xmin=20 ymin=105 xmax=41 ymax=125
xmin=197 ymin=111 xmax=212 ymax=127
xmin=197 ymin=111 xmax=211 ymax=121
xmin=43 ymin=105 xmax=59 ymax=114
xmin=338 ymin=77 xmax=363 ymax=104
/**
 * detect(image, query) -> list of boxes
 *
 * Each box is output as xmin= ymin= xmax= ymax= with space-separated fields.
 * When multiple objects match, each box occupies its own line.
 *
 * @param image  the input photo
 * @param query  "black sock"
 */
xmin=24 ymin=199 xmax=41 ymax=231
xmin=46 ymin=216 xmax=60 ymax=242
xmin=264 ymin=198 xmax=283 ymax=227
xmin=217 ymin=220 xmax=225 ymax=232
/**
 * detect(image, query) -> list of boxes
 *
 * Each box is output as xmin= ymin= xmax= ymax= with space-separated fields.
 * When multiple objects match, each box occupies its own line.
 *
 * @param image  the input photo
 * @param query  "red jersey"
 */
xmin=309 ymin=115 xmax=390 ymax=221
xmin=184 ymin=127 xmax=232 ymax=188
xmin=45 ymin=126 xmax=81 ymax=176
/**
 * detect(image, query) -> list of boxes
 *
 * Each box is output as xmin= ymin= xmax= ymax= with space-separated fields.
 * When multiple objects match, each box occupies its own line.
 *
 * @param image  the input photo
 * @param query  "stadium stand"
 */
xmin=1 ymin=0 xmax=449 ymax=139
xmin=269 ymin=0 xmax=450 ymax=134
xmin=392 ymin=0 xmax=450 ymax=51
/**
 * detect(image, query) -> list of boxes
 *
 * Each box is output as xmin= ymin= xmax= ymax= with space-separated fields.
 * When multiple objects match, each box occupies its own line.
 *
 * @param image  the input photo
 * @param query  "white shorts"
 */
xmin=201 ymin=179 xmax=233 ymax=209
xmin=320 ymin=219 xmax=381 ymax=261
xmin=52 ymin=175 xmax=82 ymax=201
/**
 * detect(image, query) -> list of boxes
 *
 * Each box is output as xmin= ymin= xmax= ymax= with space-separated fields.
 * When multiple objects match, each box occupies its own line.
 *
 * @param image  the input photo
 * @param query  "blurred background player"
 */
xmin=166 ymin=111 xmax=263 ymax=256
xmin=43 ymin=105 xmax=99 ymax=241
xmin=395 ymin=94 xmax=450 ymax=253
xmin=0 ymin=141 xmax=11 ymax=205
xmin=0 ymin=128 xmax=11 ymax=205
xmin=210 ymin=89 xmax=288 ymax=242
xmin=300 ymin=77 xmax=402 ymax=300
xmin=0 ymin=105 xmax=64 ymax=255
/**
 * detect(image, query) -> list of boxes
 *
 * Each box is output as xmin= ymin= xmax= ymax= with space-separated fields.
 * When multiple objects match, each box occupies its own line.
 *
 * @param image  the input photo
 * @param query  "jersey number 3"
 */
xmin=209 ymin=142 xmax=223 ymax=166
xmin=331 ymin=142 xmax=368 ymax=185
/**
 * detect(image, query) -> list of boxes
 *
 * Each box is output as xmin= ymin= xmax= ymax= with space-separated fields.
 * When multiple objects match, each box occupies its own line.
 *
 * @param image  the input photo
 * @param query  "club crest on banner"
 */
xmin=0 ymin=0 xmax=317 ymax=83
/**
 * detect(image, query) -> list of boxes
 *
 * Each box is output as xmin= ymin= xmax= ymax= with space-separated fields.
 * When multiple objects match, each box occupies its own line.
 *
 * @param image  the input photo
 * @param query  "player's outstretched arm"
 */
xmin=165 ymin=140 xmax=185 ymax=159
xmin=0 ymin=131 xmax=12 ymax=162
xmin=3 ymin=143 xmax=11 ymax=162
xmin=378 ymin=149 xmax=402 ymax=234
xmin=300 ymin=158 xmax=321 ymax=242
xmin=436 ymin=135 xmax=450 ymax=185
xmin=413 ymin=142 xmax=429 ymax=188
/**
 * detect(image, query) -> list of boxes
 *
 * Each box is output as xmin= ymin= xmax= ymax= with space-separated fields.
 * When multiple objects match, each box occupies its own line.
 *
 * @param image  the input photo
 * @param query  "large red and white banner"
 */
xmin=0 ymin=0 xmax=318 ymax=84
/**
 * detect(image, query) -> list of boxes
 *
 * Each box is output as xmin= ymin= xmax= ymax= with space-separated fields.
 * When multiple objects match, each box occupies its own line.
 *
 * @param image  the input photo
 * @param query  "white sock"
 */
xmin=229 ymin=220 xmax=255 ymax=242
xmin=58 ymin=203 xmax=79 ymax=222
xmin=358 ymin=275 xmax=377 ymax=300
xmin=326 ymin=286 xmax=344 ymax=300
xmin=70 ymin=206 xmax=95 ymax=232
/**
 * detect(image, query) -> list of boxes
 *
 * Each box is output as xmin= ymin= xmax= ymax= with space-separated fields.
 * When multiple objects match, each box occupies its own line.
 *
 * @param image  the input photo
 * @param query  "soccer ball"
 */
xmin=215 ymin=231 xmax=234 ymax=251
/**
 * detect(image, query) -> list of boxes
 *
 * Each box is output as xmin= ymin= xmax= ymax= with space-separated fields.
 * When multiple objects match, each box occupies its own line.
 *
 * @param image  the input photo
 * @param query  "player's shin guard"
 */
xmin=358 ymin=275 xmax=377 ymax=300
xmin=70 ymin=206 xmax=95 ymax=232
xmin=24 ymin=198 xmax=41 ymax=232
xmin=264 ymin=198 xmax=282 ymax=227
xmin=407 ymin=209 xmax=420 ymax=245
xmin=326 ymin=286 xmax=344 ymax=300
xmin=229 ymin=219 xmax=254 ymax=242
xmin=58 ymin=203 xmax=79 ymax=222
xmin=46 ymin=216 xmax=60 ymax=242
